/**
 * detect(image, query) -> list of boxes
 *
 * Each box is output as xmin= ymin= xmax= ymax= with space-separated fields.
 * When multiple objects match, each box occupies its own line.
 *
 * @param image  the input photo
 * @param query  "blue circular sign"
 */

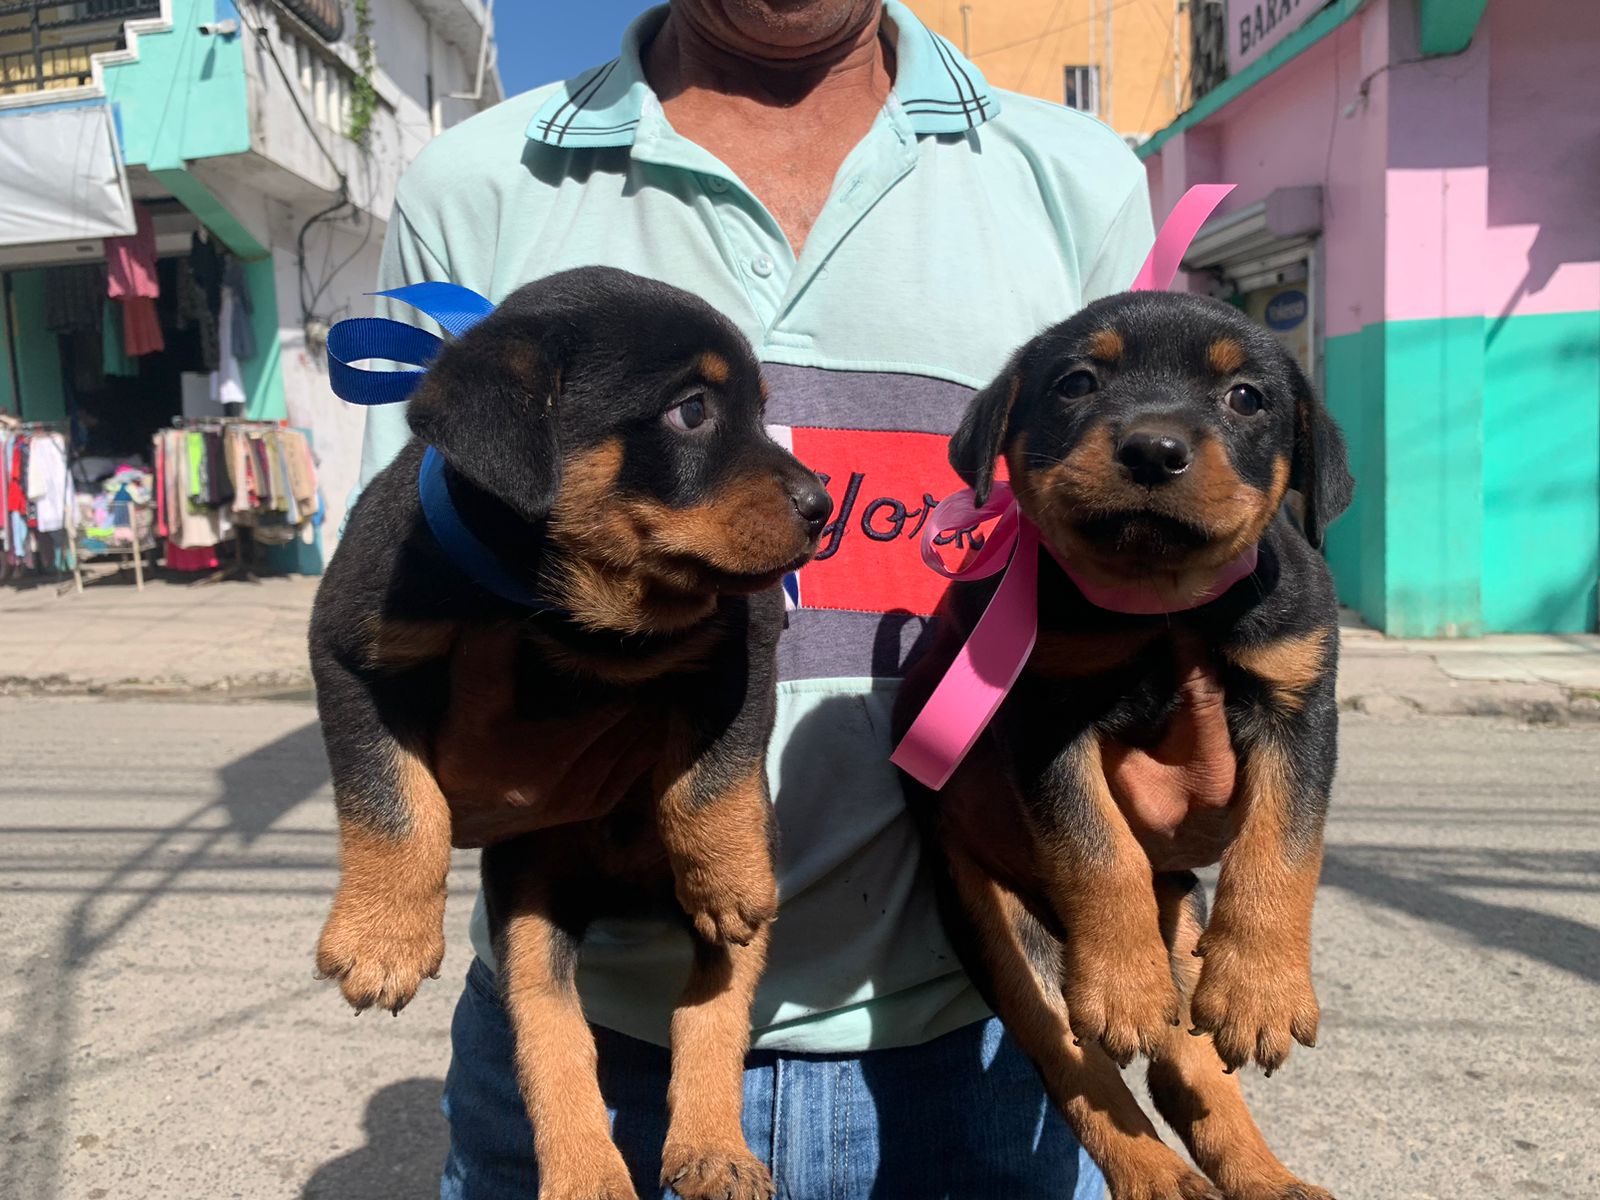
xmin=1265 ymin=289 xmax=1308 ymax=331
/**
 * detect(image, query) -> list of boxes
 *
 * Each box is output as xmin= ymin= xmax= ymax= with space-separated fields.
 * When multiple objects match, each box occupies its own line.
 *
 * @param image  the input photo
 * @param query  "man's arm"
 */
xmin=1081 ymin=174 xmax=1158 ymax=304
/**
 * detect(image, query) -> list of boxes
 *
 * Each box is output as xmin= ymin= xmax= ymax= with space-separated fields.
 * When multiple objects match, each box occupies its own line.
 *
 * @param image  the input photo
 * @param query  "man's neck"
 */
xmin=642 ymin=7 xmax=895 ymax=251
xmin=644 ymin=6 xmax=892 ymax=108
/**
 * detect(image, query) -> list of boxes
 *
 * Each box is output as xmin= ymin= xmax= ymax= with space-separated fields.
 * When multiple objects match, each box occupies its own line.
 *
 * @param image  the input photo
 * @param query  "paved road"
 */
xmin=1 ymin=698 xmax=1595 ymax=1200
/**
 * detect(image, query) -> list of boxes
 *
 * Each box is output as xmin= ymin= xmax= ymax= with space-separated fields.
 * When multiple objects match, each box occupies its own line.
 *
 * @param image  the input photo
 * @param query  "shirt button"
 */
xmin=705 ymin=176 xmax=729 ymax=193
xmin=750 ymin=255 xmax=775 ymax=278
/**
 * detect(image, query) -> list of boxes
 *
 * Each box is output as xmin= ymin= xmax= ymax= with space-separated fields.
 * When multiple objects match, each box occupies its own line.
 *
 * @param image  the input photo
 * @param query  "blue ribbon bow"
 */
xmin=326 ymin=282 xmax=496 ymax=407
xmin=325 ymin=284 xmax=554 ymax=611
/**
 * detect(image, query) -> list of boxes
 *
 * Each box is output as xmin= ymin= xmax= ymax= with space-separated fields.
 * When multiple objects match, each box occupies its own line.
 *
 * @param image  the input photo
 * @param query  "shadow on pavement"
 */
xmin=1323 ymin=843 xmax=1600 ymax=984
xmin=1 ymin=719 xmax=329 ymax=1200
xmin=302 ymin=1077 xmax=449 ymax=1199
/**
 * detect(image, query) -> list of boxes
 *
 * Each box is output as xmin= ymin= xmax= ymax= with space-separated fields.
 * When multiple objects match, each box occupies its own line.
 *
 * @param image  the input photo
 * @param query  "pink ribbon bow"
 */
xmin=889 ymin=184 xmax=1238 ymax=791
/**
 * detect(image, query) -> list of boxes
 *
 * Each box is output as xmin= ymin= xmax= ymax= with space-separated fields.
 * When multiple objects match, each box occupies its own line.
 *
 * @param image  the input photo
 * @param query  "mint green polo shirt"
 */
xmin=360 ymin=1 xmax=1155 ymax=1053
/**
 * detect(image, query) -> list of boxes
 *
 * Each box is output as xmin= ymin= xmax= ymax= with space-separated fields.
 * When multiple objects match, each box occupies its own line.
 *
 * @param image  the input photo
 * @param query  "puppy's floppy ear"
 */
xmin=950 ymin=360 xmax=1024 ymax=506
xmin=1288 ymin=365 xmax=1354 ymax=548
xmin=406 ymin=320 xmax=570 ymax=524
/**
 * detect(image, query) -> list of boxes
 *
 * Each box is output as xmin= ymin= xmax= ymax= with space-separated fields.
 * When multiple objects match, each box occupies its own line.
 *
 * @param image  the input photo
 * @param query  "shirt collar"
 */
xmin=525 ymin=1 xmax=998 ymax=150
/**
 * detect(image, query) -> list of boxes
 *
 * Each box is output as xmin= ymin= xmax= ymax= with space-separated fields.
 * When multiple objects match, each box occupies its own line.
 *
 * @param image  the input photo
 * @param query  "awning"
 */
xmin=0 ymin=103 xmax=134 ymax=251
xmin=1182 ymin=185 xmax=1323 ymax=293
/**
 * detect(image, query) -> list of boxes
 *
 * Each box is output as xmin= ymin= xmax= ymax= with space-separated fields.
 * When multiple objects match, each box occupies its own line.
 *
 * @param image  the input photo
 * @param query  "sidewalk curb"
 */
xmin=0 ymin=671 xmax=315 ymax=700
xmin=1342 ymin=689 xmax=1600 ymax=726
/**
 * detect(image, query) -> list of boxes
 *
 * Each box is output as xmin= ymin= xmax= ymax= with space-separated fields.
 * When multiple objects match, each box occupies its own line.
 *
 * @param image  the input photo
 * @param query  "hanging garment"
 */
xmin=223 ymin=256 xmax=256 ymax=360
xmin=70 ymin=329 xmax=105 ymax=395
xmin=283 ymin=431 xmax=316 ymax=509
xmin=44 ymin=264 xmax=107 ymax=334
xmin=186 ymin=431 xmax=205 ymax=503
xmin=204 ymin=431 xmax=232 ymax=507
xmin=105 ymin=207 xmax=159 ymax=300
xmin=189 ymin=231 xmax=223 ymax=315
xmin=165 ymin=543 xmax=221 ymax=571
xmin=26 ymin=435 xmax=70 ymax=535
xmin=174 ymin=257 xmax=219 ymax=371
xmin=102 ymin=300 xmax=137 ymax=377
xmin=153 ymin=434 xmax=168 ymax=538
xmin=122 ymin=297 xmax=165 ymax=356
xmin=215 ymin=290 xmax=247 ymax=409
xmin=5 ymin=437 xmax=26 ymax=527
xmin=0 ymin=433 xmax=9 ymax=553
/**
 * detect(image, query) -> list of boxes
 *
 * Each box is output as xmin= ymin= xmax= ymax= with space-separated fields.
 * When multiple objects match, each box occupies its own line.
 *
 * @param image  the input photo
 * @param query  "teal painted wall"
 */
xmin=1323 ymin=324 xmax=1386 ymax=629
xmin=102 ymin=0 xmax=250 ymax=170
xmin=241 ymin=257 xmax=285 ymax=419
xmin=0 ymin=287 xmax=16 ymax=415
xmin=7 ymin=271 xmax=67 ymax=423
xmin=1382 ymin=317 xmax=1486 ymax=638
xmin=1322 ymin=311 xmax=1599 ymax=635
xmin=1481 ymin=309 xmax=1600 ymax=632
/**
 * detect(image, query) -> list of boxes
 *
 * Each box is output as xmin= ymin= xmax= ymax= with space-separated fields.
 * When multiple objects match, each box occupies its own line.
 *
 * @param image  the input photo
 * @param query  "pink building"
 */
xmin=1141 ymin=0 xmax=1599 ymax=635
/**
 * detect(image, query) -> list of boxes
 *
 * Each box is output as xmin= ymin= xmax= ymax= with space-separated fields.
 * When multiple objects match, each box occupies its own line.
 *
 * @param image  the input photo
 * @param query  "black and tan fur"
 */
xmin=310 ymin=267 xmax=831 ymax=1200
xmin=894 ymin=291 xmax=1353 ymax=1200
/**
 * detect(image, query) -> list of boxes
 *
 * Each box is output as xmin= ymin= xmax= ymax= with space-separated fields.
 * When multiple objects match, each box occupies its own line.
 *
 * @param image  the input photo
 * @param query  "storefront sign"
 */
xmin=1265 ymin=288 xmax=1308 ymax=331
xmin=1227 ymin=0 xmax=1323 ymax=72
xmin=1246 ymin=282 xmax=1313 ymax=376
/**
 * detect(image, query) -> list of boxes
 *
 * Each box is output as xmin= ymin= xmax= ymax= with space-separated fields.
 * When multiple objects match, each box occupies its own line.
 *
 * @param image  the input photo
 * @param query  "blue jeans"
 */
xmin=440 ymin=959 xmax=1105 ymax=1200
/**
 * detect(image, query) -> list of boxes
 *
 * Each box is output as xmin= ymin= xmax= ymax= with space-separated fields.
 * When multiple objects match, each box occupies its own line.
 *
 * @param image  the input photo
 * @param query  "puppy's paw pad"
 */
xmin=676 ymin=870 xmax=778 ymax=947
xmin=1064 ymin=943 xmax=1180 ymax=1065
xmin=1233 ymin=1183 xmax=1335 ymax=1200
xmin=539 ymin=1171 xmax=638 ymax=1200
xmin=315 ymin=901 xmax=445 ymax=1014
xmin=1190 ymin=935 xmax=1319 ymax=1073
xmin=661 ymin=1141 xmax=774 ymax=1200
xmin=1109 ymin=1165 xmax=1223 ymax=1200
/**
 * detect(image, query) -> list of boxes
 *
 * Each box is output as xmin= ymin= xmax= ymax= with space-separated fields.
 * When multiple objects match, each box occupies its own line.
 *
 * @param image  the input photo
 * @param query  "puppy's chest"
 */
xmin=1013 ymin=619 xmax=1324 ymax=750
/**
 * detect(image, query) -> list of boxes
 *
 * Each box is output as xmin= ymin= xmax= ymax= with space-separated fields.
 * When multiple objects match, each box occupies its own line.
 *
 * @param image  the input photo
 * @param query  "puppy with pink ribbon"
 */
xmin=891 ymin=186 xmax=1352 ymax=1200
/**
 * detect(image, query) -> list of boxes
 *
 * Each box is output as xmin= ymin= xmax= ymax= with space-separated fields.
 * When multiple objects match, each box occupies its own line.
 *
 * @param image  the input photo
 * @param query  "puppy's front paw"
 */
xmin=1225 ymin=1181 xmax=1336 ymax=1200
xmin=1190 ymin=929 xmax=1319 ymax=1073
xmin=315 ymin=887 xmax=445 ymax=1014
xmin=1063 ymin=935 xmax=1180 ymax=1066
xmin=661 ymin=1141 xmax=774 ymax=1200
xmin=674 ymin=860 xmax=778 ymax=947
xmin=539 ymin=1167 xmax=638 ymax=1200
xmin=1106 ymin=1153 xmax=1223 ymax=1200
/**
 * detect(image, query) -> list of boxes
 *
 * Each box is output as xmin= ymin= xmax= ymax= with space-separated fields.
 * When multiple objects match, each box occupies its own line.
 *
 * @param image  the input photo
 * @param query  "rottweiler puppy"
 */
xmin=894 ymin=291 xmax=1352 ymax=1200
xmin=310 ymin=267 xmax=830 ymax=1200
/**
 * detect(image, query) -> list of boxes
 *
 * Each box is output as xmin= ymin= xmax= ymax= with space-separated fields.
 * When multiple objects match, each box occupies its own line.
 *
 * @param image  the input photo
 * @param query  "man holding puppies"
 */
xmin=360 ymin=2 xmax=1238 ymax=1196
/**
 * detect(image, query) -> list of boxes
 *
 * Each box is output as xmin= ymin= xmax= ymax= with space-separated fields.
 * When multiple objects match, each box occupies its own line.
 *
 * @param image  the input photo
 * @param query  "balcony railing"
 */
xmin=0 ymin=1 xmax=162 ymax=96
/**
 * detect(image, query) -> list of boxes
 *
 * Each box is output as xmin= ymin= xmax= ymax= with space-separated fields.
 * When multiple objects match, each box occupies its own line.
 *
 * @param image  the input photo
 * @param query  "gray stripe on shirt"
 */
xmin=778 ymin=607 xmax=943 ymax=682
xmin=762 ymin=364 xmax=976 ymax=436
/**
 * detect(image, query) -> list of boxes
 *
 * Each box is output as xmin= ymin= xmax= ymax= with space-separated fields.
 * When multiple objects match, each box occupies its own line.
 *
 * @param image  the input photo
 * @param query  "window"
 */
xmin=1063 ymin=65 xmax=1100 ymax=115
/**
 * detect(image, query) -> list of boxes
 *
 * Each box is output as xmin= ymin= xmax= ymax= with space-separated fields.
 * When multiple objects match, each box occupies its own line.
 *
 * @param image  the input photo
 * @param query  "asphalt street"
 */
xmin=1 ymin=697 xmax=1595 ymax=1200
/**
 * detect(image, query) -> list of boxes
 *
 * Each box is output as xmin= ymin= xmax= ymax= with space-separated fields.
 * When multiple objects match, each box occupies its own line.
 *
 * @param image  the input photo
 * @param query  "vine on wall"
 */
xmin=347 ymin=0 xmax=378 ymax=148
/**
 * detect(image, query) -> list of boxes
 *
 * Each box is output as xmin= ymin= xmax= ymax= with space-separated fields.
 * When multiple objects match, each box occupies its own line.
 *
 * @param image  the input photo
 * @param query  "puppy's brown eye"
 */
xmin=1055 ymin=370 xmax=1098 ymax=400
xmin=666 ymin=395 xmax=709 ymax=431
xmin=1226 ymin=384 xmax=1264 ymax=416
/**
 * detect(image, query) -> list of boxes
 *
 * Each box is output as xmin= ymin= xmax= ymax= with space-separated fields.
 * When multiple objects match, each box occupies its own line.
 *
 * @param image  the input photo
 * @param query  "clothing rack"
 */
xmin=2 ymin=418 xmax=75 ymax=589
xmin=154 ymin=418 xmax=319 ymax=586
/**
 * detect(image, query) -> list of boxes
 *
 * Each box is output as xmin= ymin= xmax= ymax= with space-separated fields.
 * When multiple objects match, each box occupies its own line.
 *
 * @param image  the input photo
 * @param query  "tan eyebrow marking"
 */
xmin=698 ymin=352 xmax=731 ymax=385
xmin=1086 ymin=329 xmax=1124 ymax=363
xmin=1207 ymin=338 xmax=1249 ymax=374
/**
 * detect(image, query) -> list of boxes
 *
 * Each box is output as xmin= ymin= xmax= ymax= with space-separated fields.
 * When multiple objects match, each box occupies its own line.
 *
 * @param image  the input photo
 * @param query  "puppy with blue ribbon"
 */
xmin=310 ymin=267 xmax=830 ymax=1200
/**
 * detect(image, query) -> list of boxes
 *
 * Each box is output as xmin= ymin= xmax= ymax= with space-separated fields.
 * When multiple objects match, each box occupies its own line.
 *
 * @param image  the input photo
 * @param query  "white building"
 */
xmin=0 ymin=0 xmax=499 ymax=566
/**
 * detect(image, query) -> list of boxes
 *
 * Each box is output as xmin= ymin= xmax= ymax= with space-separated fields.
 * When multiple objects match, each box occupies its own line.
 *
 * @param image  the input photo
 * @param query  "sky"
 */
xmin=494 ymin=3 xmax=656 ymax=97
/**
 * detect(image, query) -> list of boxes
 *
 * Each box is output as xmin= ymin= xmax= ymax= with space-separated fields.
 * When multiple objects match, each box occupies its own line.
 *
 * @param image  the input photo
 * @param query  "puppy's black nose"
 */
xmin=1117 ymin=431 xmax=1193 ymax=486
xmin=791 ymin=480 xmax=833 ymax=536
